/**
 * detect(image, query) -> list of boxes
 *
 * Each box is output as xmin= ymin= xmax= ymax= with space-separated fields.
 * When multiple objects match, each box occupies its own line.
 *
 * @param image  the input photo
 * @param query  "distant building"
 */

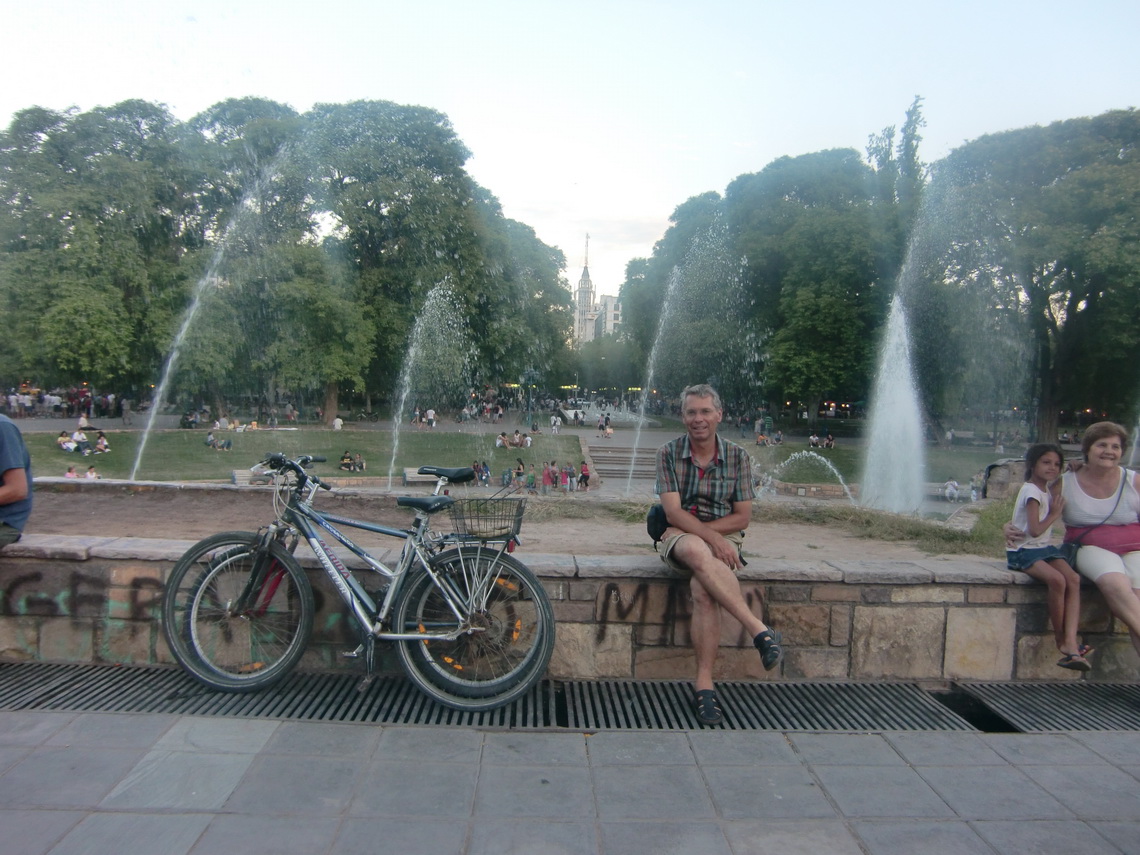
xmin=573 ymin=236 xmax=621 ymax=346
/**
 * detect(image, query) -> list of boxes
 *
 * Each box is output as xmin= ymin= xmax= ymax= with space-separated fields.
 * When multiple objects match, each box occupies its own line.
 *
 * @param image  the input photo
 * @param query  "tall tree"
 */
xmin=926 ymin=109 xmax=1140 ymax=441
xmin=727 ymin=149 xmax=885 ymax=418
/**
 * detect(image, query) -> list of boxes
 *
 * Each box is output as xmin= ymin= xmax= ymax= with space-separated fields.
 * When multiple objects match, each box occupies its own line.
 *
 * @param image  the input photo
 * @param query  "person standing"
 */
xmin=655 ymin=384 xmax=782 ymax=725
xmin=0 ymin=413 xmax=33 ymax=549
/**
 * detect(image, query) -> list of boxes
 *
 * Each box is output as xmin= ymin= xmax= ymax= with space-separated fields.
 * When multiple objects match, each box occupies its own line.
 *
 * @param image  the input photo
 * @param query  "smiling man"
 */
xmin=655 ymin=384 xmax=782 ymax=725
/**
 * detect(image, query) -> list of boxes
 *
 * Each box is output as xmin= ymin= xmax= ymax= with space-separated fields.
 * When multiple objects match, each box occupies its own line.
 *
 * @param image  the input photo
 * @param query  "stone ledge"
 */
xmin=826 ymin=561 xmax=933 ymax=584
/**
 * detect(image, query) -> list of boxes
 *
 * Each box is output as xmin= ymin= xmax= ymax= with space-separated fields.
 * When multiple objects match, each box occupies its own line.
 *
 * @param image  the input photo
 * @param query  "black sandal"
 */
xmin=692 ymin=689 xmax=724 ymax=725
xmin=754 ymin=629 xmax=783 ymax=671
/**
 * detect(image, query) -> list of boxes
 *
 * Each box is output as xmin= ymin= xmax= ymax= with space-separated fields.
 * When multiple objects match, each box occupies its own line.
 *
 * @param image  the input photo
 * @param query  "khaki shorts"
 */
xmin=660 ymin=529 xmax=745 ymax=574
xmin=0 ymin=522 xmax=22 ymax=549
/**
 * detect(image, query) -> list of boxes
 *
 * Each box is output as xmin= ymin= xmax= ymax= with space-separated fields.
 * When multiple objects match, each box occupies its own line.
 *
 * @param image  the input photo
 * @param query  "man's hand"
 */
xmin=706 ymin=530 xmax=742 ymax=570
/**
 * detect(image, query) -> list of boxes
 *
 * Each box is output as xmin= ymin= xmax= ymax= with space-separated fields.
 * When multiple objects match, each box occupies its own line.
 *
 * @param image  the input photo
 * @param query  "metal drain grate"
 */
xmin=0 ymin=663 xmax=551 ymax=729
xmin=0 ymin=663 xmax=983 ymax=731
xmin=561 ymin=679 xmax=976 ymax=731
xmin=956 ymin=681 xmax=1140 ymax=732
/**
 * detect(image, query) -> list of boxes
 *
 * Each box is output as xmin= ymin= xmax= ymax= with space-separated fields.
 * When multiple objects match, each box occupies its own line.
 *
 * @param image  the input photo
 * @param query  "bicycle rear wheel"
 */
xmin=394 ymin=547 xmax=554 ymax=710
xmin=162 ymin=531 xmax=313 ymax=692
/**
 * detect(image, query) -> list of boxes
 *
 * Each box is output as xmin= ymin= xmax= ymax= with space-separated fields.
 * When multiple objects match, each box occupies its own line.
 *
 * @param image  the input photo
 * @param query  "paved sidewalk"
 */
xmin=0 ymin=710 xmax=1138 ymax=855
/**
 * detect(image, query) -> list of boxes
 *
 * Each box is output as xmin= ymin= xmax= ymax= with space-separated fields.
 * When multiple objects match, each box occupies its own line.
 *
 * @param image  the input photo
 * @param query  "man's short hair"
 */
xmin=681 ymin=384 xmax=722 ymax=412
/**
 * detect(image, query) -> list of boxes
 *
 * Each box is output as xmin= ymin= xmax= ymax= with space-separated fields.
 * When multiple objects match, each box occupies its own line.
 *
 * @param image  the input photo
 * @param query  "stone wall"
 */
xmin=2 ymin=535 xmax=1137 ymax=684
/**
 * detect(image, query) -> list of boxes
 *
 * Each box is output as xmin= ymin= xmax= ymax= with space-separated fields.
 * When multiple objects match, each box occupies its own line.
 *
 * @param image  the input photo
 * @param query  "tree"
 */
xmin=925 ymin=109 xmax=1140 ymax=441
xmin=727 ymin=149 xmax=886 ymax=418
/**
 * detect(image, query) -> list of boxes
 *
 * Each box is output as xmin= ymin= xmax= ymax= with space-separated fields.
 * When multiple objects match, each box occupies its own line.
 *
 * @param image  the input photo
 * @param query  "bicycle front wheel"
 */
xmin=162 ymin=531 xmax=314 ymax=692
xmin=394 ymin=547 xmax=554 ymax=710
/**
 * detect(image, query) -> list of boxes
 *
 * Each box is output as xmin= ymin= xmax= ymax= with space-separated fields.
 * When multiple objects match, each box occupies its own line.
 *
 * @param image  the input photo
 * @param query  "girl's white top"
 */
xmin=1010 ymin=482 xmax=1056 ymax=551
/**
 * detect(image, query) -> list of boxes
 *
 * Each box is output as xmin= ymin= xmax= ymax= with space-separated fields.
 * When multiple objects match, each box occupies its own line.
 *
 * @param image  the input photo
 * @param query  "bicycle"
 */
xmin=161 ymin=453 xmax=555 ymax=711
xmin=354 ymin=410 xmax=381 ymax=422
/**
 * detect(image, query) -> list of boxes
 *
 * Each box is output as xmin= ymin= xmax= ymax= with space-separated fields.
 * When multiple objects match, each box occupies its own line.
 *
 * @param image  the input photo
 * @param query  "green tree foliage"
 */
xmin=727 ymin=149 xmax=888 ymax=416
xmin=0 ymin=98 xmax=573 ymax=413
xmin=919 ymin=109 xmax=1140 ymax=441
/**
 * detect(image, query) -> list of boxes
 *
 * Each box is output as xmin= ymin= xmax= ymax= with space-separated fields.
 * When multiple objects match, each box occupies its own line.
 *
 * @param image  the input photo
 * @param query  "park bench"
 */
xmin=402 ymin=468 xmax=438 ymax=486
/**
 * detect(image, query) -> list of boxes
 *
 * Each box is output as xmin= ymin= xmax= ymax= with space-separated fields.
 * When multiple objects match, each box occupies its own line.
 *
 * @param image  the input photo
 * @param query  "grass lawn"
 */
xmin=747 ymin=443 xmax=1010 ymax=485
xmin=27 ymin=427 xmax=584 ymax=483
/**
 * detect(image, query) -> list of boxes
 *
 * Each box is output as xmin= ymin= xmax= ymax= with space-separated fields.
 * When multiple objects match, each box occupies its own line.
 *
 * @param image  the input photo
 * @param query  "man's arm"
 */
xmin=660 ymin=493 xmax=750 ymax=569
xmin=0 ymin=468 xmax=28 ymax=505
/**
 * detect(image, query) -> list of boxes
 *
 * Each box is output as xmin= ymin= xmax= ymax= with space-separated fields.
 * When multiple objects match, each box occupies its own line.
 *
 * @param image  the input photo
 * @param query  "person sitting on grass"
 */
xmin=353 ymin=453 xmax=366 ymax=472
xmin=85 ymin=465 xmax=101 ymax=480
xmin=94 ymin=432 xmax=110 ymax=453
xmin=56 ymin=431 xmax=77 ymax=453
xmin=205 ymin=431 xmax=232 ymax=451
xmin=339 ymin=451 xmax=354 ymax=471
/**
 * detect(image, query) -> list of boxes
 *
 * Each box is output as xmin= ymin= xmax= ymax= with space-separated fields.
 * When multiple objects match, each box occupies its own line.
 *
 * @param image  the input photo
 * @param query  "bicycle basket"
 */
xmin=448 ymin=498 xmax=526 ymax=540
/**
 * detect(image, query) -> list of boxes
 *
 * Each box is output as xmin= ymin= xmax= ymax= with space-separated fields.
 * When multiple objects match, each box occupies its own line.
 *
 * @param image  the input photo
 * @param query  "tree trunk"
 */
xmin=323 ymin=381 xmax=339 ymax=427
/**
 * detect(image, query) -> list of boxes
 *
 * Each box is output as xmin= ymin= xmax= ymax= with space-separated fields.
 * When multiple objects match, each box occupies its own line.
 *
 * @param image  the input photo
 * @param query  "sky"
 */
xmin=3 ymin=0 xmax=1138 ymax=296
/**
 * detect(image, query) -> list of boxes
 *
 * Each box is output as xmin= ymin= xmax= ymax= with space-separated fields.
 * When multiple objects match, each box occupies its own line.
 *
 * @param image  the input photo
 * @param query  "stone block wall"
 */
xmin=2 ymin=535 xmax=1137 ymax=684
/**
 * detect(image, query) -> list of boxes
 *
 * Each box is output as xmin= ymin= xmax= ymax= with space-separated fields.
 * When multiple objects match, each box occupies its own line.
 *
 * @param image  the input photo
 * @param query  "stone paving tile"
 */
xmin=0 ymin=746 xmax=145 ymax=808
xmin=468 ymin=819 xmax=597 ymax=855
xmin=481 ymin=731 xmax=588 ymax=766
xmin=46 ymin=812 xmax=213 ymax=855
xmin=599 ymin=820 xmax=731 ymax=855
xmin=586 ymin=731 xmax=694 ymax=765
xmin=0 ymin=808 xmax=85 ymax=855
xmin=331 ymin=817 xmax=467 ymax=855
xmin=0 ymin=746 xmax=30 ymax=775
xmin=373 ymin=725 xmax=483 ymax=764
xmin=1020 ymin=764 xmax=1140 ymax=821
xmin=722 ymin=819 xmax=864 ymax=855
xmin=916 ymin=765 xmax=1071 ymax=821
xmin=101 ymin=750 xmax=255 ymax=810
xmin=851 ymin=820 xmax=996 ymax=855
xmin=472 ymin=763 xmax=594 ymax=818
xmin=0 ymin=711 xmax=73 ymax=746
xmin=350 ymin=759 xmax=477 ymax=817
xmin=261 ymin=721 xmax=381 ymax=758
xmin=812 ymin=765 xmax=955 ymax=819
xmin=1089 ymin=821 xmax=1140 ymax=855
xmin=593 ymin=764 xmax=715 ymax=819
xmin=154 ymin=717 xmax=279 ymax=755
xmin=688 ymin=731 xmax=801 ymax=766
xmin=44 ymin=713 xmax=176 ymax=749
xmin=703 ymin=763 xmax=837 ymax=820
xmin=1071 ymin=732 xmax=1140 ymax=766
xmin=790 ymin=733 xmax=905 ymax=766
xmin=884 ymin=731 xmax=1008 ymax=766
xmin=190 ymin=814 xmax=341 ymax=855
xmin=981 ymin=733 xmax=1109 ymax=766
xmin=972 ymin=820 xmax=1123 ymax=855
xmin=225 ymin=753 xmax=363 ymax=816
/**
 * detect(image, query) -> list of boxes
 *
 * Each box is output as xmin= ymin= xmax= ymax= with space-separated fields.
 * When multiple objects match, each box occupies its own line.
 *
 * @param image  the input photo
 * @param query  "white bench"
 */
xmin=402 ymin=468 xmax=438 ymax=486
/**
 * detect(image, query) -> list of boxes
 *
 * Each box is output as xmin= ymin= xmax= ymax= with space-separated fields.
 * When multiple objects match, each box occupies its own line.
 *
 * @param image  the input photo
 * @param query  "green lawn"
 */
xmin=748 ymin=443 xmax=1010 ymax=485
xmin=27 ymin=427 xmax=584 ymax=483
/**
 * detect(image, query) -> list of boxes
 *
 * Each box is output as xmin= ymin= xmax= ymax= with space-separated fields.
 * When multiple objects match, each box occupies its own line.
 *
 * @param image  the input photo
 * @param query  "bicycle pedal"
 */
xmin=340 ymin=644 xmax=364 ymax=659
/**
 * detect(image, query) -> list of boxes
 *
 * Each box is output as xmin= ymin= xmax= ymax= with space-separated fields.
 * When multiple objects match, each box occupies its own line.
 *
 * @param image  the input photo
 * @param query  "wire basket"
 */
xmin=448 ymin=497 xmax=526 ymax=540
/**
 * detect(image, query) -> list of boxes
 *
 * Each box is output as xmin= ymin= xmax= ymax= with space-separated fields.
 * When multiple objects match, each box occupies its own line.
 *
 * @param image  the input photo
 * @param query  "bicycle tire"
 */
xmin=394 ymin=547 xmax=554 ymax=710
xmin=162 ymin=531 xmax=314 ymax=692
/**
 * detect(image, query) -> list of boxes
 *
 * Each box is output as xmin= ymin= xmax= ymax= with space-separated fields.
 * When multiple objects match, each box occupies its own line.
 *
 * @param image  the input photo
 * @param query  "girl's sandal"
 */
xmin=692 ymin=689 xmax=724 ymax=725
xmin=1077 ymin=644 xmax=1095 ymax=657
xmin=1057 ymin=653 xmax=1092 ymax=672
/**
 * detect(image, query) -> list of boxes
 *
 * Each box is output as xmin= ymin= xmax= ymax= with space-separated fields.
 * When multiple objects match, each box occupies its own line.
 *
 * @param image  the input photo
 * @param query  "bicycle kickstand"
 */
xmin=355 ymin=635 xmax=377 ymax=693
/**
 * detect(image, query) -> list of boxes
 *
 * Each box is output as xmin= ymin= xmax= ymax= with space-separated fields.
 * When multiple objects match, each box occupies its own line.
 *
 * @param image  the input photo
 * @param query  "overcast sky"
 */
xmin=3 ymin=0 xmax=1137 ymax=295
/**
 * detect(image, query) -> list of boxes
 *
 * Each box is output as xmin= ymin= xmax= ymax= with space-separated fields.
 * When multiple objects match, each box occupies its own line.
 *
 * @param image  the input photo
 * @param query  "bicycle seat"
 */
xmin=397 ymin=495 xmax=455 ymax=514
xmin=417 ymin=466 xmax=476 ymax=484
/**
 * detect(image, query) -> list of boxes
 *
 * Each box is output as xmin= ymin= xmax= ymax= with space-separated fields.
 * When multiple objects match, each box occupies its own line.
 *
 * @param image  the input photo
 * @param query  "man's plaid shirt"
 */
xmin=655 ymin=433 xmax=755 ymax=522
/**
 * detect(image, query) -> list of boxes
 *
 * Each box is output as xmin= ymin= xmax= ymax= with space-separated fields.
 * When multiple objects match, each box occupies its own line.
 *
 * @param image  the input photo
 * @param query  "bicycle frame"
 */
xmin=261 ymin=463 xmax=513 ymax=646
